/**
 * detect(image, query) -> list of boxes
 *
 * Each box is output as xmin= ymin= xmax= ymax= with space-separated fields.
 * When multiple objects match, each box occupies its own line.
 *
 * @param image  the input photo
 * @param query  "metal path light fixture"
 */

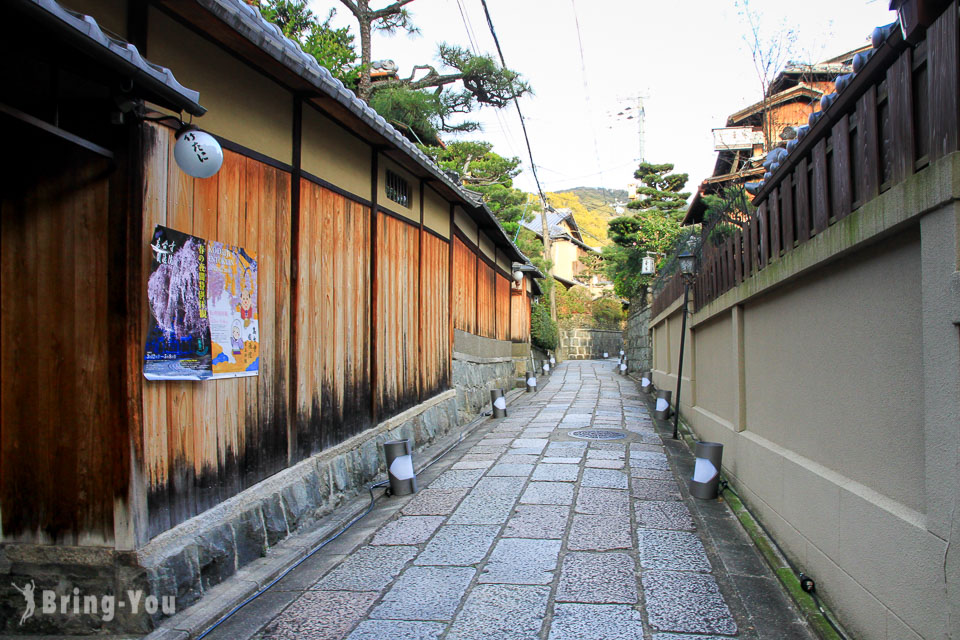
xmin=526 ymin=371 xmax=537 ymax=392
xmin=673 ymin=249 xmax=698 ymax=440
xmin=640 ymin=371 xmax=653 ymax=393
xmin=689 ymin=441 xmax=724 ymax=500
xmin=550 ymin=354 xmax=556 ymax=366
xmin=542 ymin=359 xmax=550 ymax=376
xmin=654 ymin=389 xmax=672 ymax=420
xmin=174 ymin=125 xmax=223 ymax=178
xmin=490 ymin=388 xmax=507 ymax=418
xmin=383 ymin=440 xmax=417 ymax=496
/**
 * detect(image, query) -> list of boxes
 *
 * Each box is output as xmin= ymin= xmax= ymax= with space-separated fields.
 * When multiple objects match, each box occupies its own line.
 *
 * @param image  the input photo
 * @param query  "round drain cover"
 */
xmin=568 ymin=429 xmax=626 ymax=440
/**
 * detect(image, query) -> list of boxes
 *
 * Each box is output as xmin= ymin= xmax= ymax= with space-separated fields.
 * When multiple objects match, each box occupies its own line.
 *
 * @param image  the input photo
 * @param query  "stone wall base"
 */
xmin=0 ymin=391 xmax=458 ymax=635
xmin=452 ymin=353 xmax=517 ymax=423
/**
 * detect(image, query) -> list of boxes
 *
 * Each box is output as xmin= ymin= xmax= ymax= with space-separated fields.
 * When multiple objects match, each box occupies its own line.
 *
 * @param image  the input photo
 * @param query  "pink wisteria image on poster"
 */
xmin=144 ymin=225 xmax=259 ymax=381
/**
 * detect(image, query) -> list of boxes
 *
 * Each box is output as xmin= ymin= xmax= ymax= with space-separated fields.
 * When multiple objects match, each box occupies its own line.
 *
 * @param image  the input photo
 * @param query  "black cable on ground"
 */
xmin=195 ymin=409 xmax=494 ymax=639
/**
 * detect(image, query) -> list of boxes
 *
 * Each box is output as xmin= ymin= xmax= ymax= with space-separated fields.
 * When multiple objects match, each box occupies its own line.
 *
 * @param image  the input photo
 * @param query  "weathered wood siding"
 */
xmin=495 ymin=273 xmax=511 ymax=341
xmin=295 ymin=179 xmax=372 ymax=459
xmin=420 ymin=231 xmax=451 ymax=398
xmin=477 ymin=259 xmax=496 ymax=339
xmin=510 ymin=288 xmax=531 ymax=343
xmin=1 ymin=139 xmax=121 ymax=545
xmin=376 ymin=212 xmax=420 ymax=417
xmin=140 ymin=124 xmax=291 ymax=538
xmin=453 ymin=235 xmax=477 ymax=334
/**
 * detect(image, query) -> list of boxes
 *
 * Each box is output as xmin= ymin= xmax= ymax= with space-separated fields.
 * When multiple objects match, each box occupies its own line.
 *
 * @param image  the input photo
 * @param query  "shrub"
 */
xmin=530 ymin=300 xmax=558 ymax=351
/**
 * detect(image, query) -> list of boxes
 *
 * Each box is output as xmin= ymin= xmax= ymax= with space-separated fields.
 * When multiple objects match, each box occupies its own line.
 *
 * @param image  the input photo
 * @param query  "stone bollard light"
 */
xmin=490 ymin=388 xmax=507 ymax=418
xmin=383 ymin=440 xmax=417 ymax=496
xmin=619 ymin=361 xmax=628 ymax=375
xmin=689 ymin=441 xmax=723 ymax=500
xmin=654 ymin=389 xmax=672 ymax=421
xmin=526 ymin=371 xmax=537 ymax=393
xmin=542 ymin=360 xmax=550 ymax=376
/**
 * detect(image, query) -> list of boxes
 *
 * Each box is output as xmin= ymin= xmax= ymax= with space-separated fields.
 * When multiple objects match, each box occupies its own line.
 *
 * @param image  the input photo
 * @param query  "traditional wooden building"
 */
xmin=0 ymin=0 xmax=538 ymax=632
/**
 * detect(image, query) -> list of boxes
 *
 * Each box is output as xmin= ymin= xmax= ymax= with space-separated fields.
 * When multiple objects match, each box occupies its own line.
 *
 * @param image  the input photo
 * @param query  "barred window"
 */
xmin=385 ymin=169 xmax=410 ymax=208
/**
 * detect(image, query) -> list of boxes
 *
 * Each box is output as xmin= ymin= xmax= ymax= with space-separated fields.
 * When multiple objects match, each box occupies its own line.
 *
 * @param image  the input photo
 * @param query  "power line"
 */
xmin=478 ymin=0 xmax=548 ymax=209
xmin=450 ymin=0 xmax=525 ymax=169
xmin=569 ymin=0 xmax=609 ymax=204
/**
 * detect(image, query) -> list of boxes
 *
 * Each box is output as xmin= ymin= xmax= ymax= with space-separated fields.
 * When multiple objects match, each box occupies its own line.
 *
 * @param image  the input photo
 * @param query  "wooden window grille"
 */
xmin=385 ymin=169 xmax=410 ymax=208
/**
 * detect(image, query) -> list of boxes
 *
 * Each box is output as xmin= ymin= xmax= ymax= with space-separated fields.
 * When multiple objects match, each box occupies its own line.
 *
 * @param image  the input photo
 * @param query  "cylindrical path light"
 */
xmin=490 ymin=388 xmax=507 ymax=418
xmin=526 ymin=371 xmax=537 ymax=393
xmin=383 ymin=440 xmax=417 ymax=496
xmin=640 ymin=371 xmax=653 ymax=393
xmin=654 ymin=389 xmax=672 ymax=421
xmin=689 ymin=441 xmax=723 ymax=500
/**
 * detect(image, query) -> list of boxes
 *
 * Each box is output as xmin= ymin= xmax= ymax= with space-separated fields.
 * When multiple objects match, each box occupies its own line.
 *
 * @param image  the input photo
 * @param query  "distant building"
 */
xmin=522 ymin=208 xmax=611 ymax=296
xmin=683 ymin=45 xmax=870 ymax=226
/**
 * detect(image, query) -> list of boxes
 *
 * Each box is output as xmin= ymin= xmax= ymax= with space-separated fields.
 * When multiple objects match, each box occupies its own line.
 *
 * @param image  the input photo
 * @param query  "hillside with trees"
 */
xmin=546 ymin=187 xmax=627 ymax=247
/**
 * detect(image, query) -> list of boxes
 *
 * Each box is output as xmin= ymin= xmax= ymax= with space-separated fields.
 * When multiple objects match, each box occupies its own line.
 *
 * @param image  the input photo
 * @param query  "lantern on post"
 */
xmin=672 ymin=249 xmax=698 ymax=440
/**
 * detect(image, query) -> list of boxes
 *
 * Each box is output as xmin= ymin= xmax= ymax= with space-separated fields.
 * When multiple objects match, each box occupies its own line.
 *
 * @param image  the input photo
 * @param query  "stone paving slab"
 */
xmin=556 ymin=552 xmax=638 ymax=603
xmin=486 ymin=462 xmax=535 ymax=476
xmin=471 ymin=475 xmax=527 ymax=496
xmin=479 ymin=538 xmax=561 ymax=585
xmin=636 ymin=500 xmax=696 ymax=531
xmin=581 ymin=468 xmax=629 ymax=489
xmin=542 ymin=456 xmax=582 ymax=464
xmin=520 ymin=481 xmax=575 ymax=505
xmin=451 ymin=460 xmax=493 ymax=470
xmin=446 ymin=584 xmax=550 ymax=640
xmin=630 ymin=466 xmax=675 ymax=480
xmin=370 ymin=516 xmax=445 ymax=546
xmin=401 ymin=488 xmax=469 ymax=515
xmin=262 ymin=590 xmax=378 ymax=640
xmin=313 ymin=546 xmax=418 ymax=591
xmin=586 ymin=459 xmax=626 ymax=469
xmin=568 ymin=514 xmax=632 ymax=550
xmin=429 ymin=469 xmax=486 ymax=489
xmin=503 ymin=504 xmax=570 ymax=539
xmin=548 ymin=603 xmax=646 ymax=640
xmin=531 ymin=463 xmax=580 ymax=482
xmin=415 ymin=525 xmax=499 ymax=565
xmin=369 ymin=566 xmax=476 ymax=621
xmin=643 ymin=570 xmax=738 ymax=635
xmin=346 ymin=620 xmax=446 ymax=640
xmin=575 ymin=487 xmax=630 ymax=516
xmin=631 ymin=477 xmax=682 ymax=501
xmin=498 ymin=454 xmax=540 ymax=464
xmin=447 ymin=493 xmax=517 ymax=525
xmin=639 ymin=529 xmax=712 ymax=572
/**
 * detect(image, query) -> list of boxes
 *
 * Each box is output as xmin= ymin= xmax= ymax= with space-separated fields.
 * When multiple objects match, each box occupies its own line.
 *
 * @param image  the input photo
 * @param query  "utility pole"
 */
xmin=540 ymin=202 xmax=557 ymax=322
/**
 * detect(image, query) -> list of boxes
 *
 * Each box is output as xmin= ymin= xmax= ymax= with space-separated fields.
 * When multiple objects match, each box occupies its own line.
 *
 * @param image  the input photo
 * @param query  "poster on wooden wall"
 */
xmin=143 ymin=225 xmax=260 ymax=380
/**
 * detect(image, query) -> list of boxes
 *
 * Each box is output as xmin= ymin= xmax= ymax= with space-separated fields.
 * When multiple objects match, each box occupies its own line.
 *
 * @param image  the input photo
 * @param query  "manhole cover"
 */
xmin=568 ymin=429 xmax=626 ymax=440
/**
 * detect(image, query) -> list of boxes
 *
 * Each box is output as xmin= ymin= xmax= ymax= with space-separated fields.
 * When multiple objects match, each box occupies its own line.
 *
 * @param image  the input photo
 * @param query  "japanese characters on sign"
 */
xmin=143 ymin=225 xmax=259 ymax=381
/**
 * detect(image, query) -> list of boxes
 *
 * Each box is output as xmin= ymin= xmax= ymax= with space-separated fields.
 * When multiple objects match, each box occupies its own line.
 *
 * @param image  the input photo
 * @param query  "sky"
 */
xmin=314 ymin=0 xmax=896 ymax=198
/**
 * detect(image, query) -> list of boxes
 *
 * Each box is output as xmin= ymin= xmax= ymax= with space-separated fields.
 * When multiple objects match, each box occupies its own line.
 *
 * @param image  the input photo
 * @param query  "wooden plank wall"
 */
xmin=679 ymin=3 xmax=959 ymax=312
xmin=477 ymin=259 xmax=496 ymax=339
xmin=452 ymin=235 xmax=477 ymax=334
xmin=295 ymin=180 xmax=371 ymax=458
xmin=140 ymin=123 xmax=291 ymax=538
xmin=510 ymin=288 xmax=531 ymax=343
xmin=420 ymin=231 xmax=450 ymax=399
xmin=376 ymin=212 xmax=420 ymax=417
xmin=495 ymin=273 xmax=511 ymax=341
xmin=1 ymin=136 xmax=119 ymax=544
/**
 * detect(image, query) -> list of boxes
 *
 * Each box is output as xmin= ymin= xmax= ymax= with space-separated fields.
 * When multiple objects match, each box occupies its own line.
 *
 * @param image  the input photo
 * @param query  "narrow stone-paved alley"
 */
xmin=201 ymin=360 xmax=813 ymax=640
